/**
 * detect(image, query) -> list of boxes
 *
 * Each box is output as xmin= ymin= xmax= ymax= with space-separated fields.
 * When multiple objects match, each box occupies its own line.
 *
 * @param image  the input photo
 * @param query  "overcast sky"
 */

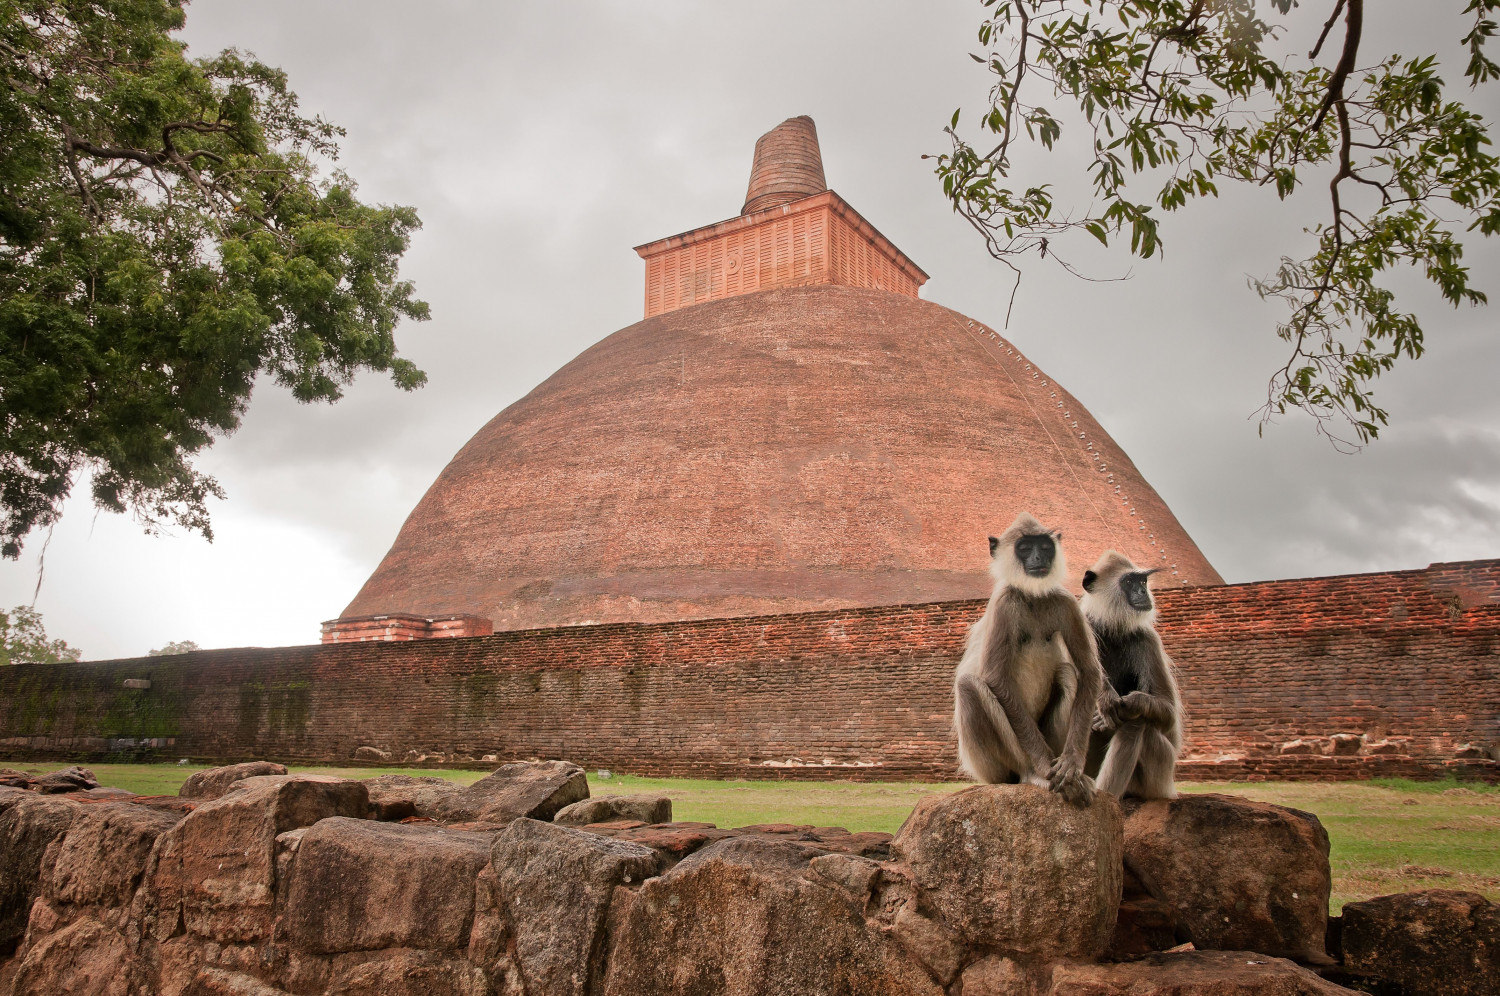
xmin=5 ymin=1 xmax=1498 ymax=659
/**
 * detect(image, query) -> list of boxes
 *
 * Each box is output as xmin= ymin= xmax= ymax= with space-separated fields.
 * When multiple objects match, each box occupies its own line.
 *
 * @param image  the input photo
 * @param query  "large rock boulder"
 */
xmin=324 ymin=950 xmax=492 ymax=996
xmin=582 ymin=820 xmax=893 ymax=870
xmin=43 ymin=801 xmax=182 ymax=910
xmin=443 ymin=759 xmax=588 ymax=823
xmin=603 ymin=835 xmax=942 ymax=996
xmin=1106 ymin=858 xmax=1191 ymax=960
xmin=183 ymin=967 xmax=295 ymax=995
xmin=554 ymin=794 xmax=672 ymax=826
xmin=1122 ymin=793 xmax=1332 ymax=963
xmin=481 ymin=818 xmax=659 ymax=996
xmin=8 ymin=917 xmax=140 ymax=996
xmin=178 ymin=762 xmax=288 ymax=802
xmin=13 ymin=802 xmax=182 ymax=989
xmin=1339 ymin=889 xmax=1499 ymax=996
xmin=362 ymin=774 xmax=463 ymax=818
xmin=0 ymin=790 xmax=79 ymax=951
xmin=364 ymin=760 xmax=587 ymax=825
xmin=955 ymin=955 xmax=1046 ymax=996
xmin=1048 ymin=950 xmax=1359 ymax=995
xmin=30 ymin=766 xmax=99 ymax=794
xmin=891 ymin=784 xmax=1123 ymax=961
xmin=278 ymin=817 xmax=491 ymax=954
xmin=138 ymin=775 xmax=368 ymax=943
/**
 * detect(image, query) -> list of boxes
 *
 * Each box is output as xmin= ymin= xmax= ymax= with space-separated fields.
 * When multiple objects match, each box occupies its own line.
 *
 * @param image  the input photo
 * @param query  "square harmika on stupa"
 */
xmin=325 ymin=116 xmax=1223 ymax=642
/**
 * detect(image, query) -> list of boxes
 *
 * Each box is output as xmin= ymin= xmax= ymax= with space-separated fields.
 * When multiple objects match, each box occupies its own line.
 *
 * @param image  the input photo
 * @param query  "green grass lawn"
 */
xmin=19 ymin=763 xmax=1497 ymax=913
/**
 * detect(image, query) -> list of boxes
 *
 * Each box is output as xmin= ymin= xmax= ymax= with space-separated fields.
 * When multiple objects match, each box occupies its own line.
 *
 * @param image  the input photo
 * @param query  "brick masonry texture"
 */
xmin=634 ymin=113 xmax=927 ymax=319
xmin=741 ymin=115 xmax=827 ymax=214
xmin=340 ymin=114 xmax=1219 ymax=635
xmin=2 ymin=561 xmax=1496 ymax=782
xmin=637 ymin=192 xmax=926 ymax=317
xmin=321 ymin=613 xmax=494 ymax=644
xmin=337 ymin=285 xmax=1224 ymax=635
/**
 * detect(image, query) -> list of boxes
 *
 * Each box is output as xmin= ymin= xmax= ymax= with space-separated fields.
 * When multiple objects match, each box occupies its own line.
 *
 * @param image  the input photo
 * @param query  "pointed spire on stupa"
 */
xmin=634 ymin=114 xmax=926 ymax=317
xmin=741 ymin=115 xmax=827 ymax=215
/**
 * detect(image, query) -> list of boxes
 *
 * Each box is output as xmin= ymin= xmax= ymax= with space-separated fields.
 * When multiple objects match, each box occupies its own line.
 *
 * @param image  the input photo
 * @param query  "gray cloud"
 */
xmin=2 ymin=1 xmax=1496 ymax=657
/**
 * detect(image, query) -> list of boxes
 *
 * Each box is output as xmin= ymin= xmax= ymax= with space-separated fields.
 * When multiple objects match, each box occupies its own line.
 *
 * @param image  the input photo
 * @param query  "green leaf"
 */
xmin=0 ymin=0 xmax=428 ymax=556
xmin=935 ymin=0 xmax=1500 ymax=448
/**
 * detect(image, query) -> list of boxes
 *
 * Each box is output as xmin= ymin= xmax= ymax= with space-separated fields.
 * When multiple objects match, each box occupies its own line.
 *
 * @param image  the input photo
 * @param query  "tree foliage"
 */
xmin=935 ymin=0 xmax=1500 ymax=448
xmin=0 ymin=603 xmax=79 ymax=663
xmin=0 ymin=0 xmax=429 ymax=556
xmin=147 ymin=638 xmax=196 ymax=654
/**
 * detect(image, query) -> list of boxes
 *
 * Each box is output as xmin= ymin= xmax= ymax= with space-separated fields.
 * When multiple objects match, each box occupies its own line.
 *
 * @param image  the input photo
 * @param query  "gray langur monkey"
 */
xmin=953 ymin=512 xmax=1103 ymax=806
xmin=1081 ymin=551 xmax=1183 ymax=799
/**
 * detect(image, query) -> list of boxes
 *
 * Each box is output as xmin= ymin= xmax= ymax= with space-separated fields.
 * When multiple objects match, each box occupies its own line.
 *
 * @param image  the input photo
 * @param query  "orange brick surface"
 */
xmin=741 ymin=114 xmax=827 ymax=215
xmin=637 ymin=192 xmax=926 ymax=316
xmin=339 ymin=286 xmax=1223 ymax=634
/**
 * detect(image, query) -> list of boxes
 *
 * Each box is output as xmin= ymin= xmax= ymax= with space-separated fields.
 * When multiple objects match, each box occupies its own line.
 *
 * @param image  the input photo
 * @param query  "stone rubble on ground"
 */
xmin=552 ymin=794 xmax=672 ymax=826
xmin=363 ymin=759 xmax=587 ymax=827
xmin=176 ymin=761 xmax=287 ymax=801
xmin=1120 ymin=793 xmax=1335 ymax=964
xmin=0 ymin=760 xmax=1482 ymax=995
xmin=1334 ymin=888 xmax=1499 ymax=996
xmin=28 ymin=766 xmax=100 ymax=795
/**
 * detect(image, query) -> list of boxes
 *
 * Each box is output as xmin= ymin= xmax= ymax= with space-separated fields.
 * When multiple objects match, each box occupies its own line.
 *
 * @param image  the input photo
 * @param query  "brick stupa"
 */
xmin=326 ymin=116 xmax=1222 ymax=642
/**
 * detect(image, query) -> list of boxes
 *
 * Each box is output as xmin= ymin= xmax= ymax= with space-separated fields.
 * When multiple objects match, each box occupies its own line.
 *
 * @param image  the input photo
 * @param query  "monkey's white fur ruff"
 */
xmin=1081 ymin=589 xmax=1156 ymax=633
xmin=1081 ymin=549 xmax=1157 ymax=632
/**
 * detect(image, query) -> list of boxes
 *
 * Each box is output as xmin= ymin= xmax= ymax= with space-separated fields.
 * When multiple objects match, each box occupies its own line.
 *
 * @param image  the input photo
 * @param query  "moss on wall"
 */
xmin=237 ymin=680 xmax=312 ymax=744
xmin=0 ymin=664 xmax=184 ymax=739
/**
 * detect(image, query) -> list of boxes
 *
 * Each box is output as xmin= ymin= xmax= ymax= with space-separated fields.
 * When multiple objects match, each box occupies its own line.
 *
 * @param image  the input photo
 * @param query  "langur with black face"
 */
xmin=952 ymin=512 xmax=1103 ymax=806
xmin=1081 ymin=551 xmax=1183 ymax=800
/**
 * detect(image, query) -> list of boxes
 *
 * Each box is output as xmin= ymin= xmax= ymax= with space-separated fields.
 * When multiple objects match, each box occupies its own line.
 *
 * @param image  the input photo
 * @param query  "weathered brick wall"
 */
xmin=1162 ymin=560 xmax=1500 ymax=765
xmin=1 ymin=562 xmax=1496 ymax=782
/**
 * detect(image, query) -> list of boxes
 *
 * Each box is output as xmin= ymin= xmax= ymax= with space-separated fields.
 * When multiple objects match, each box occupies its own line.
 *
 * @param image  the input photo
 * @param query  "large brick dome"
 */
xmin=330 ymin=116 xmax=1221 ymax=639
xmin=339 ymin=284 xmax=1222 ymax=632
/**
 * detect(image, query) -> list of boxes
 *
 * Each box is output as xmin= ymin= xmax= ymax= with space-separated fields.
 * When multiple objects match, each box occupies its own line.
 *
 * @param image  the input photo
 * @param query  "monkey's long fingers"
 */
xmin=1047 ymin=756 xmax=1095 ymax=807
xmin=1056 ymin=771 xmax=1095 ymax=807
xmin=1061 ymin=775 xmax=1095 ymax=807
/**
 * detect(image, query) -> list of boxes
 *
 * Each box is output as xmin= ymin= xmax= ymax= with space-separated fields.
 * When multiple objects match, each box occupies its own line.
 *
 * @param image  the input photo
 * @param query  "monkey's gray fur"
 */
xmin=952 ymin=512 xmax=1103 ymax=806
xmin=1081 ymin=550 xmax=1183 ymax=800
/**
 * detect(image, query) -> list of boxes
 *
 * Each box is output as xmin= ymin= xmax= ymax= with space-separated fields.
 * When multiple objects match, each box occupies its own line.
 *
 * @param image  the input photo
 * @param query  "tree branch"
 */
xmin=69 ymin=136 xmax=222 ymax=168
xmin=1309 ymin=0 xmax=1364 ymax=134
xmin=1309 ymin=0 xmax=1348 ymax=60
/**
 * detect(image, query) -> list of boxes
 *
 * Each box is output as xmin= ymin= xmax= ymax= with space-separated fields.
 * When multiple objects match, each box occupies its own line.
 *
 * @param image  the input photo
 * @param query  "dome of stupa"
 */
xmin=330 ymin=117 xmax=1221 ymax=638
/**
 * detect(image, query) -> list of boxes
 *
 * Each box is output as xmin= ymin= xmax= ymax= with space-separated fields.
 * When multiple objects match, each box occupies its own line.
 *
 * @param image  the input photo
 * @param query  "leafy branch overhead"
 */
xmin=934 ymin=0 xmax=1500 ymax=448
xmin=0 ymin=0 xmax=428 ymax=557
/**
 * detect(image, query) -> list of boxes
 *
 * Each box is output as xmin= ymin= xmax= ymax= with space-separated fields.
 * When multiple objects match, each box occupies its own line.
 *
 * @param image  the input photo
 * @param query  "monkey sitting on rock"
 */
xmin=1081 ymin=551 xmax=1183 ymax=799
xmin=953 ymin=512 xmax=1103 ymax=807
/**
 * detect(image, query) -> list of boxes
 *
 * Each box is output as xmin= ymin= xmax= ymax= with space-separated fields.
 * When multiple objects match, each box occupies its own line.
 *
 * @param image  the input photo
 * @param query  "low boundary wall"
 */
xmin=1 ymin=561 xmax=1497 ymax=782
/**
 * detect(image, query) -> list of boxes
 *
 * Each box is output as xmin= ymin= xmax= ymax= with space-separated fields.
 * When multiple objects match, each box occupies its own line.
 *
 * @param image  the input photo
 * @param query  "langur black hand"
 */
xmin=1047 ymin=754 xmax=1094 ymax=807
xmin=1094 ymin=691 xmax=1122 ymax=732
xmin=1102 ymin=696 xmax=1131 ymax=726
